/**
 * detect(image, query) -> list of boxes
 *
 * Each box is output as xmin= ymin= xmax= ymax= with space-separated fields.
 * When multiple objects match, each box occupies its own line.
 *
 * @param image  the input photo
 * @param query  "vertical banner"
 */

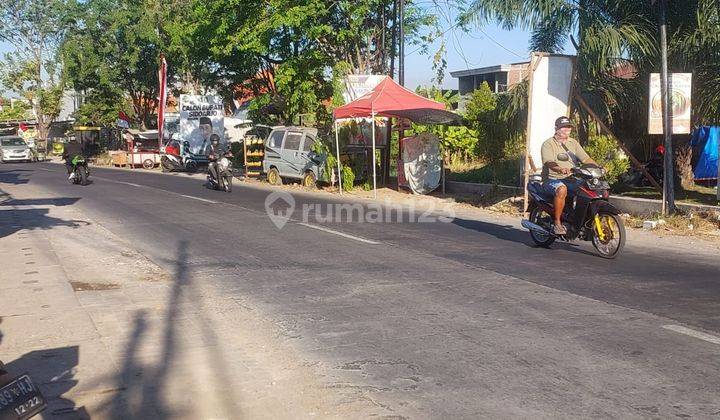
xmin=648 ymin=73 xmax=692 ymax=135
xmin=179 ymin=95 xmax=224 ymax=155
xmin=525 ymin=53 xmax=576 ymax=173
xmin=157 ymin=54 xmax=167 ymax=148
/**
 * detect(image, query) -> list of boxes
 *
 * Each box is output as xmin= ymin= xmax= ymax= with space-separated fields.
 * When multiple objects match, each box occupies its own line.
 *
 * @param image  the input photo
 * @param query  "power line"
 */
xmin=406 ymin=18 xmax=526 ymax=61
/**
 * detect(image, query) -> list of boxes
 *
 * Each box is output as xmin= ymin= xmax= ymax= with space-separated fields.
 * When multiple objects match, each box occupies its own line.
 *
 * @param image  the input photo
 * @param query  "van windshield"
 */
xmin=284 ymin=132 xmax=303 ymax=150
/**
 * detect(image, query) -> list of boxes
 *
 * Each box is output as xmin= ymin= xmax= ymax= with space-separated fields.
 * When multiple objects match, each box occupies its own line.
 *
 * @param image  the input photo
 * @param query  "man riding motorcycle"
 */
xmin=206 ymin=134 xmax=228 ymax=183
xmin=62 ymin=137 xmax=85 ymax=181
xmin=541 ymin=116 xmax=599 ymax=235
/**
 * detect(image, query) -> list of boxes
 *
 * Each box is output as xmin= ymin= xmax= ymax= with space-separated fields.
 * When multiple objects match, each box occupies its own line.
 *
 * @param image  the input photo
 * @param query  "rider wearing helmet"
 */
xmin=540 ymin=116 xmax=598 ymax=235
xmin=206 ymin=134 xmax=224 ymax=182
xmin=62 ymin=136 xmax=84 ymax=180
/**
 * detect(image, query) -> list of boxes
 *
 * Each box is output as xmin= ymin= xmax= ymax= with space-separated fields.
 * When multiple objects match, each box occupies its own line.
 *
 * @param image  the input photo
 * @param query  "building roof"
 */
xmin=450 ymin=61 xmax=530 ymax=78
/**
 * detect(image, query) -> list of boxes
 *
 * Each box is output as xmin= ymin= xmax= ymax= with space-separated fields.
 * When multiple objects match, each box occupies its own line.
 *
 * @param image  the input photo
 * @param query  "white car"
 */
xmin=0 ymin=136 xmax=34 ymax=163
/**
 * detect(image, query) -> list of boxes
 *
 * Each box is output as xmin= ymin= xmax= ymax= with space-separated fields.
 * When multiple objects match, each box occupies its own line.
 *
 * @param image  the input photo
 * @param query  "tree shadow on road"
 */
xmin=0 ymin=197 xmax=81 ymax=207
xmin=0 ymin=207 xmax=90 ymax=239
xmin=0 ymin=168 xmax=33 ymax=185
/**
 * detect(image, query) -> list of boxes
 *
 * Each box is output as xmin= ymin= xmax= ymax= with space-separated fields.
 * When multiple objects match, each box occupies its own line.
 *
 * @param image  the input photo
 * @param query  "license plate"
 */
xmin=0 ymin=374 xmax=47 ymax=420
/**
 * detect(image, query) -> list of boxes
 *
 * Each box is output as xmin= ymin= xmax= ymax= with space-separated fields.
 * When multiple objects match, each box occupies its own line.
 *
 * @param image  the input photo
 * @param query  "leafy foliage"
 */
xmin=585 ymin=134 xmax=629 ymax=185
xmin=0 ymin=0 xmax=73 ymax=138
xmin=61 ymin=0 xmax=168 ymax=128
xmin=0 ymin=100 xmax=31 ymax=121
xmin=460 ymin=0 xmax=720 ymax=138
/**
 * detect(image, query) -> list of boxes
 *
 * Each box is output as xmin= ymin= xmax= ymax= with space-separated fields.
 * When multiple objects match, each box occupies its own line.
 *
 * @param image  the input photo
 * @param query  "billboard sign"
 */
xmin=179 ymin=95 xmax=225 ymax=154
xmin=648 ymin=73 xmax=692 ymax=135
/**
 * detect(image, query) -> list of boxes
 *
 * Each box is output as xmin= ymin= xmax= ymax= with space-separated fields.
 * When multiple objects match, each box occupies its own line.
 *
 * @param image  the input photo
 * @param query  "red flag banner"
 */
xmin=157 ymin=54 xmax=168 ymax=147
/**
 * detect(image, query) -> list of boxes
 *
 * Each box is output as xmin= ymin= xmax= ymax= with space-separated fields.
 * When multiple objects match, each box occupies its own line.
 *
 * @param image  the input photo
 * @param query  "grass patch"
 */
xmin=623 ymin=209 xmax=720 ymax=237
xmin=447 ymin=159 xmax=521 ymax=185
xmin=614 ymin=184 xmax=719 ymax=206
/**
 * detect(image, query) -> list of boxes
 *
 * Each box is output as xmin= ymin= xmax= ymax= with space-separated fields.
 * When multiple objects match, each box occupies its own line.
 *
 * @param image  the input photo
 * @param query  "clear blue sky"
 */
xmin=407 ymin=23 xmax=535 ymax=90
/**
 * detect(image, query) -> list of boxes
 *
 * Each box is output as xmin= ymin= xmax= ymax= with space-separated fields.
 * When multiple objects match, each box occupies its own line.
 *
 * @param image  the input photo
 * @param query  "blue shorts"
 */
xmin=542 ymin=178 xmax=579 ymax=197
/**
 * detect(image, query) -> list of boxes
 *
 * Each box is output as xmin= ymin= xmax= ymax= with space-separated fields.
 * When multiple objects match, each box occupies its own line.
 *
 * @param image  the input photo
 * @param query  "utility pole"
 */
xmin=397 ymin=0 xmax=406 ymax=189
xmin=398 ymin=0 xmax=405 ymax=87
xmin=384 ymin=0 xmax=398 ymax=187
xmin=658 ymin=0 xmax=675 ymax=214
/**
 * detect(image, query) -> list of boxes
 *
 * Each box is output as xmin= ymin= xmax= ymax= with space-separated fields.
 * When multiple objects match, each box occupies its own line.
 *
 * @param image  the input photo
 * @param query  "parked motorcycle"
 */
xmin=207 ymin=150 xmax=234 ymax=192
xmin=620 ymin=146 xmax=664 ymax=187
xmin=0 ymin=360 xmax=47 ymax=419
xmin=522 ymin=163 xmax=626 ymax=258
xmin=161 ymin=139 xmax=206 ymax=173
xmin=68 ymin=155 xmax=90 ymax=186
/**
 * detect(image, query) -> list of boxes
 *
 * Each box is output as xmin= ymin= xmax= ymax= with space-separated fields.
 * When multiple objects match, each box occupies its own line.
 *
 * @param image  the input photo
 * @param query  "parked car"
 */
xmin=0 ymin=136 xmax=34 ymax=163
xmin=263 ymin=126 xmax=325 ymax=187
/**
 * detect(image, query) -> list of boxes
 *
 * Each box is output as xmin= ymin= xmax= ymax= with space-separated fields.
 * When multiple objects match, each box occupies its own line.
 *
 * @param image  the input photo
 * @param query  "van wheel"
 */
xmin=267 ymin=167 xmax=282 ymax=185
xmin=302 ymin=171 xmax=317 ymax=189
xmin=142 ymin=159 xmax=155 ymax=169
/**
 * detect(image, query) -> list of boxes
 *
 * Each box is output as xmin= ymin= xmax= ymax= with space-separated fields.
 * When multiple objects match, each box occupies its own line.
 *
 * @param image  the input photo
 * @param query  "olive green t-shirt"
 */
xmin=541 ymin=136 xmax=590 ymax=180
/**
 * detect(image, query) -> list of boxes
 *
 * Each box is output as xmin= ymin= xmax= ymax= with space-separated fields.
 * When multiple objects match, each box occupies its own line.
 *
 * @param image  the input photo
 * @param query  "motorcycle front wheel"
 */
xmin=223 ymin=174 xmax=232 ymax=192
xmin=528 ymin=206 xmax=555 ymax=248
xmin=591 ymin=212 xmax=626 ymax=259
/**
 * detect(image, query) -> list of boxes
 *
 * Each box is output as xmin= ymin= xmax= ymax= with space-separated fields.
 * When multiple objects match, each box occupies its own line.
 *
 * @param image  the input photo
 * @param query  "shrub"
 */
xmin=585 ymin=134 xmax=630 ymax=185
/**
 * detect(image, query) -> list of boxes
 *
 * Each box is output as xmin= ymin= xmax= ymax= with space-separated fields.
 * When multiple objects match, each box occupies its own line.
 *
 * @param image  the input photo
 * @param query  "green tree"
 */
xmin=62 ymin=0 xmax=169 ymax=128
xmin=192 ymin=0 xmax=439 ymax=128
xmin=0 ymin=0 xmax=74 ymax=139
xmin=0 ymin=99 xmax=31 ymax=121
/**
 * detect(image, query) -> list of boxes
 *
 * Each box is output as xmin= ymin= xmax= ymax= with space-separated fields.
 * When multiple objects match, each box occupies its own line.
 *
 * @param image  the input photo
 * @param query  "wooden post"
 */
xmin=575 ymin=95 xmax=662 ymax=191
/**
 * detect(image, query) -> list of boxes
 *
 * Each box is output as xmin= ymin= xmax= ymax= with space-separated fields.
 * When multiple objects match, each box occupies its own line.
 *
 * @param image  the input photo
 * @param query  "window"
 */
xmin=1 ymin=138 xmax=26 ymax=146
xmin=267 ymin=130 xmax=285 ymax=148
xmin=302 ymin=135 xmax=315 ymax=152
xmin=283 ymin=132 xmax=303 ymax=150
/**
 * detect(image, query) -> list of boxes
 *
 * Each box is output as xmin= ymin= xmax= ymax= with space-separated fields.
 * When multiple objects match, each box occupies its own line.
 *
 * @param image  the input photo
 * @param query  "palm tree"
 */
xmin=459 ymin=0 xmax=720 ymax=145
xmin=460 ymin=1 xmax=658 ymax=142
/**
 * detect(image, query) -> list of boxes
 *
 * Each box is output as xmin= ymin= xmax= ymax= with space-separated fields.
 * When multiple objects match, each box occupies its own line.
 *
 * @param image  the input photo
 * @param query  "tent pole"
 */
xmin=335 ymin=120 xmax=342 ymax=195
xmin=372 ymin=114 xmax=377 ymax=199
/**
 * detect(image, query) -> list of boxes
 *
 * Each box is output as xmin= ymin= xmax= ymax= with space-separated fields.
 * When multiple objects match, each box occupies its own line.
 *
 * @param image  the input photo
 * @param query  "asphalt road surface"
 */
xmin=2 ymin=162 xmax=720 ymax=418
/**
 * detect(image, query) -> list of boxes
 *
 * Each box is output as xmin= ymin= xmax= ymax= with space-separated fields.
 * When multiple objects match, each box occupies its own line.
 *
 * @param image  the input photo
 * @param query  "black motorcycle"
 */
xmin=207 ymin=150 xmax=233 ymax=192
xmin=68 ymin=155 xmax=90 ymax=186
xmin=523 ymin=164 xmax=626 ymax=258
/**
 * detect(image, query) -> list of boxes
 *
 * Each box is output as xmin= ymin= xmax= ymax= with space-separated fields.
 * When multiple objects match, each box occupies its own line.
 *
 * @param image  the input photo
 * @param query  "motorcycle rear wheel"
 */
xmin=529 ymin=206 xmax=555 ymax=248
xmin=591 ymin=212 xmax=626 ymax=259
xmin=79 ymin=167 xmax=88 ymax=185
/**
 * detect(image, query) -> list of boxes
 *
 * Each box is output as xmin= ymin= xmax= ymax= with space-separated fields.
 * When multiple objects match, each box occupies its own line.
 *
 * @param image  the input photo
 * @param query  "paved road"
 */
xmin=2 ymin=162 xmax=720 ymax=418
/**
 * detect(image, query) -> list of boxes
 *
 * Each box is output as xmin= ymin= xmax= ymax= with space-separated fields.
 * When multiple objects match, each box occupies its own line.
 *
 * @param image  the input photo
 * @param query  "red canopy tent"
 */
xmin=332 ymin=76 xmax=459 ymax=197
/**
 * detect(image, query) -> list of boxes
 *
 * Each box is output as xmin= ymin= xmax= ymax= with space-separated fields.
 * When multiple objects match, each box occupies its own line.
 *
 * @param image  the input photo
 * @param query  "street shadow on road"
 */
xmin=109 ymin=240 xmax=241 ymax=419
xmin=0 ymin=208 xmax=90 ymax=239
xmin=0 ymin=168 xmax=33 ymax=185
xmin=0 ymin=318 xmax=89 ymax=418
xmin=450 ymin=217 xmax=594 ymax=256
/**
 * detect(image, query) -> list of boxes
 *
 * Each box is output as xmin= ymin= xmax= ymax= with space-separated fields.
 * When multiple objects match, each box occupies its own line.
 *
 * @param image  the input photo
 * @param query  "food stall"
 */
xmin=112 ymin=129 xmax=161 ymax=169
xmin=332 ymin=76 xmax=459 ymax=197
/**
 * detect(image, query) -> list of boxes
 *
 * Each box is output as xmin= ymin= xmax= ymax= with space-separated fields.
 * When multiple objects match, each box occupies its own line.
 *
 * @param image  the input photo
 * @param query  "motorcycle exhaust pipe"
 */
xmin=521 ymin=219 xmax=553 ymax=236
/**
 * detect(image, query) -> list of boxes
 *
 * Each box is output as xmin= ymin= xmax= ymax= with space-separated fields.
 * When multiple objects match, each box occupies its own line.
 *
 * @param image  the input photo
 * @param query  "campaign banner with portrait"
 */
xmin=179 ymin=95 xmax=225 ymax=155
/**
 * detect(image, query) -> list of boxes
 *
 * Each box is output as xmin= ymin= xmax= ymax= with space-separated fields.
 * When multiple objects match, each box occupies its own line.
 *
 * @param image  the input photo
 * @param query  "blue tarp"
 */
xmin=690 ymin=126 xmax=719 ymax=181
